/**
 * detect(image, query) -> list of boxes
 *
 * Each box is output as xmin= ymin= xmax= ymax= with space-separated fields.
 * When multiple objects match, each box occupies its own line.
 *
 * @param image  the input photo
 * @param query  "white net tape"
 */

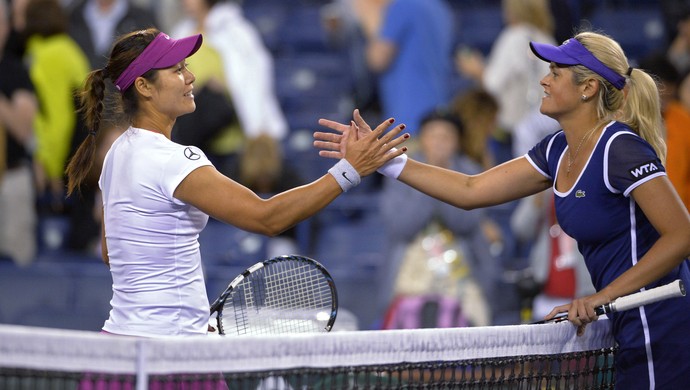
xmin=0 ymin=320 xmax=615 ymax=377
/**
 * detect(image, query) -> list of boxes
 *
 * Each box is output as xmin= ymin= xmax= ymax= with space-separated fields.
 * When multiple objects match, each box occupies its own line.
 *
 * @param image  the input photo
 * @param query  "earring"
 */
xmin=581 ymin=95 xmax=587 ymax=101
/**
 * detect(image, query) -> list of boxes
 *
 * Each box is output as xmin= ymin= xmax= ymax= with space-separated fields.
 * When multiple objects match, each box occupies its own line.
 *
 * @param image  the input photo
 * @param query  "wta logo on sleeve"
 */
xmin=629 ymin=160 xmax=659 ymax=179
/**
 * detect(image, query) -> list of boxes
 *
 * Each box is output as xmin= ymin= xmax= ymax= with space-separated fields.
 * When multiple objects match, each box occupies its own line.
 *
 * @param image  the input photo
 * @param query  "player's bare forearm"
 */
xmin=178 ymin=123 xmax=407 ymax=236
xmin=398 ymin=157 xmax=550 ymax=210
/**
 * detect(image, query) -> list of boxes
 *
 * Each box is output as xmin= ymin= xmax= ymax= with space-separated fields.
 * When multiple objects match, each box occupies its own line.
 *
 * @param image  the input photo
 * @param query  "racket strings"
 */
xmin=220 ymin=259 xmax=335 ymax=335
xmin=263 ymin=263 xmax=332 ymax=309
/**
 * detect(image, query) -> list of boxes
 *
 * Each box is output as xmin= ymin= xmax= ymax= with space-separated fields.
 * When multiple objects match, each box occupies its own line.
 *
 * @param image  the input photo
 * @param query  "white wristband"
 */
xmin=377 ymin=150 xmax=408 ymax=179
xmin=328 ymin=158 xmax=361 ymax=192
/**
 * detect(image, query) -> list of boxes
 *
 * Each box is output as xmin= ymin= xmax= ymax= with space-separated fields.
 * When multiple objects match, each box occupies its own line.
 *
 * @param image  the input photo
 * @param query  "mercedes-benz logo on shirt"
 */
xmin=184 ymin=147 xmax=201 ymax=160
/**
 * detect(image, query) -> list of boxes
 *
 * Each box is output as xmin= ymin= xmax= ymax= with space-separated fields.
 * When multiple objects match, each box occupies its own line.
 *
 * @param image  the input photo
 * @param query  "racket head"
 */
xmin=211 ymin=255 xmax=338 ymax=336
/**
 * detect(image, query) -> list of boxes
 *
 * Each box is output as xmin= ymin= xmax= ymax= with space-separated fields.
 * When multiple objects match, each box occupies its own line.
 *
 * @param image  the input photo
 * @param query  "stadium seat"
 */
xmin=274 ymin=52 xmax=354 ymax=136
xmin=242 ymin=4 xmax=289 ymax=53
xmin=198 ymin=219 xmax=268 ymax=266
xmin=454 ymin=5 xmax=504 ymax=56
xmin=36 ymin=214 xmax=71 ymax=256
xmin=275 ymin=52 xmax=353 ymax=101
xmin=72 ymin=270 xmax=113 ymax=329
xmin=587 ymin=5 xmax=667 ymax=63
xmin=312 ymin=209 xmax=387 ymax=330
xmin=313 ymin=195 xmax=385 ymax=273
xmin=283 ymin=131 xmax=333 ymax=183
xmin=279 ymin=6 xmax=331 ymax=53
xmin=0 ymin=262 xmax=73 ymax=325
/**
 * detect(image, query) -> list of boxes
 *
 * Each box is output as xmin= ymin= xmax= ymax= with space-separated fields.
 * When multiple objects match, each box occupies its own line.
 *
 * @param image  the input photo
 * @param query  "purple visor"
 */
xmin=529 ymin=38 xmax=626 ymax=90
xmin=114 ymin=32 xmax=203 ymax=93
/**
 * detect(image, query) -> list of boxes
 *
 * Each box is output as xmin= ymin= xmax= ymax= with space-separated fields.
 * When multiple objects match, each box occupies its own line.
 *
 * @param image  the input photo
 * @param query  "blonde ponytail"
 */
xmin=572 ymin=31 xmax=666 ymax=162
xmin=620 ymin=69 xmax=666 ymax=162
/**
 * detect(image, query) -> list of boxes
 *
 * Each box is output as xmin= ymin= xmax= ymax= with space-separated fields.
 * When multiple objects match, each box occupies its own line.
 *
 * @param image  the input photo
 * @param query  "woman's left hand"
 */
xmin=543 ymin=291 xmax=612 ymax=336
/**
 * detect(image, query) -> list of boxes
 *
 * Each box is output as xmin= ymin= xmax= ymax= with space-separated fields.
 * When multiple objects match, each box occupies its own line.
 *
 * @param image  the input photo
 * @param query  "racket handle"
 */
xmin=535 ymin=279 xmax=685 ymax=324
xmin=597 ymin=279 xmax=685 ymax=315
xmin=209 ymin=298 xmax=221 ymax=315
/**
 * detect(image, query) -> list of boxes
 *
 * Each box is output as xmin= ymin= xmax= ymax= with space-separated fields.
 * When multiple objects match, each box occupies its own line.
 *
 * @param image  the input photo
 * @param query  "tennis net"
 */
xmin=0 ymin=320 xmax=616 ymax=389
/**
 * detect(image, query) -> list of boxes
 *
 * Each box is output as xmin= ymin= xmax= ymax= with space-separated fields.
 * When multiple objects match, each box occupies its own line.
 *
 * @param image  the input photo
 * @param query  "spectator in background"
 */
xmin=64 ymin=0 xmax=157 ymax=253
xmin=448 ymin=87 xmax=504 ymax=252
xmin=639 ymin=53 xmax=680 ymax=113
xmin=662 ymin=0 xmax=690 ymax=41
xmin=663 ymin=2 xmax=690 ymax=75
xmin=0 ymin=0 xmax=38 ymax=266
xmin=23 ymin=0 xmax=89 ymax=213
xmin=171 ymin=0 xmax=288 ymax=172
xmin=227 ymin=134 xmax=306 ymax=258
xmin=457 ymin=0 xmax=556 ymax=156
xmin=449 ymin=87 xmax=500 ymax=171
xmin=509 ymin=3 xmax=569 ymax=159
xmin=353 ymin=0 xmax=453 ymax=137
xmin=664 ymin=70 xmax=690 ymax=211
xmin=6 ymin=0 xmax=29 ymax=58
xmin=511 ymin=191 xmax=596 ymax=322
xmin=639 ymin=53 xmax=690 ymax=212
xmin=67 ymin=0 xmax=159 ymax=70
xmin=379 ymin=110 xmax=502 ymax=326
xmin=668 ymin=12 xmax=690 ymax=76
xmin=321 ymin=0 xmax=380 ymax=120
xmin=0 ymin=119 xmax=3 ymax=184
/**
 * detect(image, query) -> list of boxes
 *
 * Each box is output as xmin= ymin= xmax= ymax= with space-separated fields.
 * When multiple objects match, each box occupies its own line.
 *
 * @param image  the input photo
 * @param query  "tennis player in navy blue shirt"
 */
xmin=315 ymin=30 xmax=690 ymax=389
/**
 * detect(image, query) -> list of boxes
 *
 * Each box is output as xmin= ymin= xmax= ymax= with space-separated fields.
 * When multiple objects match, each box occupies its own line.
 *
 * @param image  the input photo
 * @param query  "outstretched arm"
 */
xmin=175 ymin=119 xmax=409 ymax=236
xmin=315 ymin=110 xmax=551 ymax=210
xmin=399 ymin=157 xmax=549 ymax=210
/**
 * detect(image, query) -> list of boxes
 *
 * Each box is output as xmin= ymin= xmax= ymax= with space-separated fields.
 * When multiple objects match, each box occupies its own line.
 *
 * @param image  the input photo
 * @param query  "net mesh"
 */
xmin=0 ymin=320 xmax=617 ymax=389
xmin=221 ymin=259 xmax=336 ymax=335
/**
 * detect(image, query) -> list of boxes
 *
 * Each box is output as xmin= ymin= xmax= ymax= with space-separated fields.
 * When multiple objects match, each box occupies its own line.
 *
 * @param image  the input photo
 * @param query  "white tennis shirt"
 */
xmin=99 ymin=127 xmax=213 ymax=337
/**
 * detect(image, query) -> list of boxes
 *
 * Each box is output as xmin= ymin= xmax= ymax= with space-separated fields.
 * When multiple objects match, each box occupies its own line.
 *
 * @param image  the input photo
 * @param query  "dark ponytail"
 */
xmin=65 ymin=28 xmax=160 ymax=196
xmin=65 ymin=68 xmax=107 ymax=196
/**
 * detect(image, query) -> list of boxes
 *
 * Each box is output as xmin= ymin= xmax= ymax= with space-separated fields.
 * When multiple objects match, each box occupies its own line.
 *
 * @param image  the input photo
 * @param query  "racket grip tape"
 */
xmin=534 ymin=279 xmax=685 ymax=324
xmin=598 ymin=279 xmax=685 ymax=315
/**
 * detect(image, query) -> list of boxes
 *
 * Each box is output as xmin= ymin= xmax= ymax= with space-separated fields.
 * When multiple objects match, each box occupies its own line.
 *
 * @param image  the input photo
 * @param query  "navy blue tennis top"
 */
xmin=526 ymin=121 xmax=667 ymax=291
xmin=526 ymin=120 xmax=690 ymax=388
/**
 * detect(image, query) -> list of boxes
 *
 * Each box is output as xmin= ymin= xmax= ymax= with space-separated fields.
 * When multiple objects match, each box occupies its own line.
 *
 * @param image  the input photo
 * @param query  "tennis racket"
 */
xmin=535 ymin=279 xmax=686 ymax=324
xmin=209 ymin=255 xmax=338 ymax=335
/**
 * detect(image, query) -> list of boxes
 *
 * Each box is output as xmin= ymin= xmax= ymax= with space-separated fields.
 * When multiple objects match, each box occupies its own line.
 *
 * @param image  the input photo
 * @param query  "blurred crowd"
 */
xmin=1 ymin=0 xmax=690 ymax=329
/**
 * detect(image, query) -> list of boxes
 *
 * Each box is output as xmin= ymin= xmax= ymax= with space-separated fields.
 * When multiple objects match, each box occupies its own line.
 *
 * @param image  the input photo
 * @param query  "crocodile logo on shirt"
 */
xmin=184 ymin=147 xmax=201 ymax=160
xmin=575 ymin=190 xmax=586 ymax=198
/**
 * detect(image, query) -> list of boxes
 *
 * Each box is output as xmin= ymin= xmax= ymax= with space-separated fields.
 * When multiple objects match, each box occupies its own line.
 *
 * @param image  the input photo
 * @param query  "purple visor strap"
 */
xmin=529 ymin=38 xmax=627 ymax=90
xmin=114 ymin=32 xmax=202 ymax=93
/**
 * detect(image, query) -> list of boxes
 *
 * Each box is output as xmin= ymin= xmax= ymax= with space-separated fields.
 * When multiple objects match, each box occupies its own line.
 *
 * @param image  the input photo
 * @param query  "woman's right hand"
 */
xmin=315 ymin=109 xmax=409 ymax=177
xmin=314 ymin=109 xmax=404 ymax=159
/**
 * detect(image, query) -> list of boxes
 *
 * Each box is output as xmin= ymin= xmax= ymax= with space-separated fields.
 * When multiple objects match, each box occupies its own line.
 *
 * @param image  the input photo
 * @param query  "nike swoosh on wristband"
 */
xmin=342 ymin=172 xmax=353 ymax=184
